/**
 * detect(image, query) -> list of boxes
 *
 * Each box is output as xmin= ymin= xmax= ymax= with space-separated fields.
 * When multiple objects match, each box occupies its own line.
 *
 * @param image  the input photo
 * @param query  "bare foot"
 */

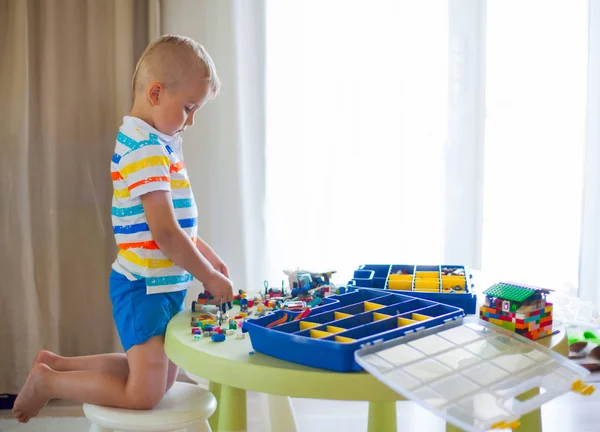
xmin=33 ymin=349 xmax=58 ymax=369
xmin=12 ymin=363 xmax=52 ymax=423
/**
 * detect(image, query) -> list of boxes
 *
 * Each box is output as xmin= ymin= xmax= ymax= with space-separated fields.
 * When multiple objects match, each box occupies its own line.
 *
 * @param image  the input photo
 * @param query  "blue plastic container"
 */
xmin=348 ymin=264 xmax=478 ymax=314
xmin=245 ymin=288 xmax=465 ymax=372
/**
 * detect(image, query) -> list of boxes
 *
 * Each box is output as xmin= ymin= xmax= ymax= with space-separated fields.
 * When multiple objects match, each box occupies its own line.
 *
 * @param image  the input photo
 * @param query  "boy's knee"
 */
xmin=128 ymin=389 xmax=165 ymax=410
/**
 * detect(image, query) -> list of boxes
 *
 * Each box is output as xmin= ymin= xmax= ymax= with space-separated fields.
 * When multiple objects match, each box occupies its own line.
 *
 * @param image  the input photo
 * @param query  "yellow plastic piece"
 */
xmin=572 ymin=379 xmax=595 ymax=395
xmin=414 ymin=279 xmax=440 ymax=289
xmin=309 ymin=330 xmax=332 ymax=339
xmin=388 ymin=274 xmax=413 ymax=281
xmin=491 ymin=420 xmax=521 ymax=430
xmin=299 ymin=321 xmax=320 ymax=330
xmin=412 ymin=313 xmax=431 ymax=321
xmin=387 ymin=280 xmax=413 ymax=290
xmin=414 ymin=288 xmax=439 ymax=292
xmin=373 ymin=313 xmax=392 ymax=321
xmin=489 ymin=318 xmax=504 ymax=326
xmin=398 ymin=318 xmax=417 ymax=327
xmin=326 ymin=326 xmax=346 ymax=333
xmin=335 ymin=336 xmax=355 ymax=343
xmin=364 ymin=302 xmax=384 ymax=312
xmin=334 ymin=312 xmax=352 ymax=320
xmin=239 ymin=312 xmax=248 ymax=318
xmin=416 ymin=271 xmax=439 ymax=278
xmin=441 ymin=276 xmax=466 ymax=289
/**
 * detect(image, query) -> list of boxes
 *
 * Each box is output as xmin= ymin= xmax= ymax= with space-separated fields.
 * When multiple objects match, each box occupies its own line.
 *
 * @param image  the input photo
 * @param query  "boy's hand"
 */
xmin=205 ymin=271 xmax=234 ymax=303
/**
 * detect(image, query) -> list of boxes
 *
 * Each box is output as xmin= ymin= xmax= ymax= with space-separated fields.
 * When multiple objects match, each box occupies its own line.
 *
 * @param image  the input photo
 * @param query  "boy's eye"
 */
xmin=185 ymin=106 xmax=192 ymax=113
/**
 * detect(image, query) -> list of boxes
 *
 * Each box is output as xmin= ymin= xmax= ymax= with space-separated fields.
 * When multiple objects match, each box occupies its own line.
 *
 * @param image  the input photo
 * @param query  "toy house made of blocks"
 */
xmin=480 ymin=282 xmax=553 ymax=340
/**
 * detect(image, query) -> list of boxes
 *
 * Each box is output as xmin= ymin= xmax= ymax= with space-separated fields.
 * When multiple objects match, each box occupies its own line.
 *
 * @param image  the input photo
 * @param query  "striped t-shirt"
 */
xmin=111 ymin=116 xmax=198 ymax=294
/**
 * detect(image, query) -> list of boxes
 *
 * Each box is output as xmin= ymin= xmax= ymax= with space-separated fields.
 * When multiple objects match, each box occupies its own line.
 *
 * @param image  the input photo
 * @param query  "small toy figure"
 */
xmin=480 ymin=282 xmax=553 ymax=340
xmin=240 ymin=297 xmax=249 ymax=313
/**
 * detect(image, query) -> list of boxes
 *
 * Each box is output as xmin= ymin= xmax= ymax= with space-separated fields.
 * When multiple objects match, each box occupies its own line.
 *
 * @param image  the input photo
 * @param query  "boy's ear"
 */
xmin=147 ymin=82 xmax=163 ymax=106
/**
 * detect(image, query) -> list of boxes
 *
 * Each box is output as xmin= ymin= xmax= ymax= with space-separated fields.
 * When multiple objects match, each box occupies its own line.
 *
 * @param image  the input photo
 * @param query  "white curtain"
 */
xmin=264 ymin=0 xmax=449 ymax=283
xmin=579 ymin=0 xmax=600 ymax=308
xmin=161 ymin=0 xmax=267 ymax=299
xmin=482 ymin=0 xmax=588 ymax=291
xmin=264 ymin=0 xmax=597 ymax=305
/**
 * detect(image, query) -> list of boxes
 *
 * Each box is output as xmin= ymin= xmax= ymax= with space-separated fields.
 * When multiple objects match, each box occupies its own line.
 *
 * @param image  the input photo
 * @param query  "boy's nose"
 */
xmin=185 ymin=115 xmax=195 ymax=127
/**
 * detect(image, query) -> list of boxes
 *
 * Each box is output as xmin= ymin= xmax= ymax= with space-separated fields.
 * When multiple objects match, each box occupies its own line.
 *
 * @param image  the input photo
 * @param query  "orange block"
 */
xmin=540 ymin=316 xmax=552 ymax=325
xmin=515 ymin=322 xmax=528 ymax=330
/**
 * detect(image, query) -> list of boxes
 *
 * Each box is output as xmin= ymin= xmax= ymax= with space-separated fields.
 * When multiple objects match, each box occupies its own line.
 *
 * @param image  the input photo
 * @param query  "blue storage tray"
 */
xmin=245 ymin=288 xmax=465 ymax=372
xmin=348 ymin=264 xmax=477 ymax=314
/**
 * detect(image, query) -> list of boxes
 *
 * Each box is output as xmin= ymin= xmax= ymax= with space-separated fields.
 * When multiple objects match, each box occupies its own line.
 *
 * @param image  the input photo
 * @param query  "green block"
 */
xmin=483 ymin=283 xmax=536 ymax=303
xmin=500 ymin=321 xmax=515 ymax=332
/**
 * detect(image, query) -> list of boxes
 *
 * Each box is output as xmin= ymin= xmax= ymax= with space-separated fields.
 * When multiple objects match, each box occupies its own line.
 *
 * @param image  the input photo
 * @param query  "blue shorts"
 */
xmin=109 ymin=270 xmax=186 ymax=352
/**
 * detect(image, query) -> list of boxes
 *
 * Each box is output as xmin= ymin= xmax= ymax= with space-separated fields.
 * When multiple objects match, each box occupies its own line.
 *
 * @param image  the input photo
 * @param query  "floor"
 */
xmin=1 ymin=378 xmax=600 ymax=432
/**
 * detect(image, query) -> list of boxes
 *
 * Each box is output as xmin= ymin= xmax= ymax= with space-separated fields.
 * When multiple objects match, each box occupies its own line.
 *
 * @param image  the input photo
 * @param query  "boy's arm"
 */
xmin=141 ymin=190 xmax=233 ymax=301
xmin=195 ymin=237 xmax=230 ymax=278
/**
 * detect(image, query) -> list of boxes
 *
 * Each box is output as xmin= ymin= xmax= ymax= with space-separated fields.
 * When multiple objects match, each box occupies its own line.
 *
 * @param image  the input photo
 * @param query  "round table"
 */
xmin=165 ymin=307 xmax=569 ymax=432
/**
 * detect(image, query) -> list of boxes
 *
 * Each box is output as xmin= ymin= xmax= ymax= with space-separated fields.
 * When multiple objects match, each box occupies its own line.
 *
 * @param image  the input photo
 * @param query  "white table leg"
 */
xmin=259 ymin=394 xmax=298 ymax=432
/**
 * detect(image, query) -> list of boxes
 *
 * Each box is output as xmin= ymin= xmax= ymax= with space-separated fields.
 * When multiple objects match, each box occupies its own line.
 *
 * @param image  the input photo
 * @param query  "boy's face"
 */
xmin=151 ymin=77 xmax=212 ymax=136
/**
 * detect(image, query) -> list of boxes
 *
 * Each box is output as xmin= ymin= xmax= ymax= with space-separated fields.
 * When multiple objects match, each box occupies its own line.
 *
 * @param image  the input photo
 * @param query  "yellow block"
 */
xmin=387 ymin=280 xmax=413 ymax=290
xmin=415 ymin=279 xmax=440 ymax=289
xmin=310 ymin=330 xmax=332 ymax=339
xmin=326 ymin=326 xmax=346 ymax=333
xmin=441 ymin=276 xmax=466 ymax=289
xmin=335 ymin=336 xmax=355 ymax=343
xmin=388 ymin=274 xmax=413 ymax=281
xmin=398 ymin=318 xmax=417 ymax=327
xmin=373 ymin=313 xmax=392 ymax=321
xmin=489 ymin=318 xmax=504 ymax=327
xmin=299 ymin=321 xmax=320 ymax=330
xmin=364 ymin=302 xmax=384 ymax=312
xmin=412 ymin=313 xmax=432 ymax=321
xmin=545 ymin=305 xmax=553 ymax=313
xmin=416 ymin=271 xmax=439 ymax=278
xmin=334 ymin=312 xmax=352 ymax=320
xmin=414 ymin=288 xmax=440 ymax=292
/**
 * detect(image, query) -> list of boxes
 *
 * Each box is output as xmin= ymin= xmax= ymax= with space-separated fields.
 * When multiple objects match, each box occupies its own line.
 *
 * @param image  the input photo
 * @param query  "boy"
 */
xmin=13 ymin=35 xmax=233 ymax=423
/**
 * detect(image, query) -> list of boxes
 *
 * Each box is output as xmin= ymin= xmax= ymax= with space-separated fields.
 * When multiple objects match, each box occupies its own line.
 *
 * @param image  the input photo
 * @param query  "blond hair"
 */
xmin=132 ymin=34 xmax=221 ymax=100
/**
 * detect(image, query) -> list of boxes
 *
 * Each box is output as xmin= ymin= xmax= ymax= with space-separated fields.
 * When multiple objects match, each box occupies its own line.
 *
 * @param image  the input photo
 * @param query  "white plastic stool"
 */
xmin=83 ymin=382 xmax=217 ymax=432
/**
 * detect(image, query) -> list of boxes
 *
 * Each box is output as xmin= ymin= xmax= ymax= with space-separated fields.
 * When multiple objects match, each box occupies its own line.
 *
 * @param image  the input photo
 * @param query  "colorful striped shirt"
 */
xmin=111 ymin=116 xmax=198 ymax=294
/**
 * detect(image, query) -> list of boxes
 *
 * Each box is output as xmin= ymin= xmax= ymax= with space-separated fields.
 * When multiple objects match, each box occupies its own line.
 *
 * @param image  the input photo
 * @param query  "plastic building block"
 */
xmin=193 ymin=334 xmax=202 ymax=341
xmin=211 ymin=333 xmax=226 ymax=342
xmin=483 ymin=283 xmax=536 ymax=303
xmin=226 ymin=329 xmax=234 ymax=336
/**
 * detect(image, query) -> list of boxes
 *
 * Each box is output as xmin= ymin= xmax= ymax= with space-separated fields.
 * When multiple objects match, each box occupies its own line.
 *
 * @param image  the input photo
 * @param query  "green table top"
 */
xmin=165 ymin=305 xmax=568 ymax=403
